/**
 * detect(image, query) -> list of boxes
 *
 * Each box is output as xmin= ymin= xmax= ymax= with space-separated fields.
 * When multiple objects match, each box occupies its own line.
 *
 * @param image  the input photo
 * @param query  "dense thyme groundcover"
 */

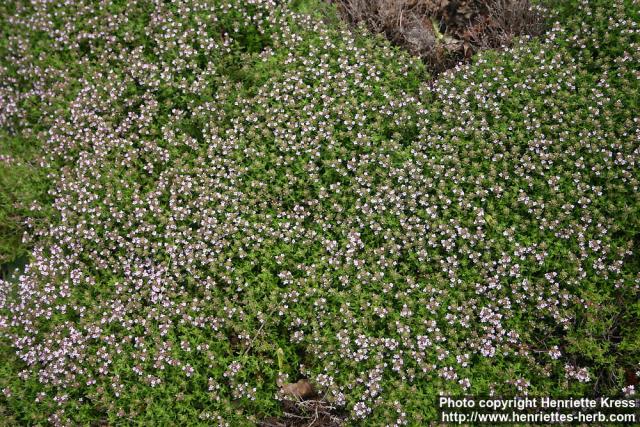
xmin=0 ymin=0 xmax=638 ymax=425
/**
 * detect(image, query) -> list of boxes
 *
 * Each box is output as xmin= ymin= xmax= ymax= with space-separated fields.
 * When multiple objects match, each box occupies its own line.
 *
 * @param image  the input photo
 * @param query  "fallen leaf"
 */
xmin=281 ymin=379 xmax=314 ymax=399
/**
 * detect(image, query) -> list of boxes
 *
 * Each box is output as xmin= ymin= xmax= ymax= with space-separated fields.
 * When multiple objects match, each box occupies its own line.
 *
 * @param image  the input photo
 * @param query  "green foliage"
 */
xmin=0 ymin=0 xmax=638 ymax=425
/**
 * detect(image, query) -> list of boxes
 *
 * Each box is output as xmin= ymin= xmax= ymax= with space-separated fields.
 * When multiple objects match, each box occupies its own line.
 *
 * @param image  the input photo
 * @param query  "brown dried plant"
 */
xmin=329 ymin=0 xmax=546 ymax=73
